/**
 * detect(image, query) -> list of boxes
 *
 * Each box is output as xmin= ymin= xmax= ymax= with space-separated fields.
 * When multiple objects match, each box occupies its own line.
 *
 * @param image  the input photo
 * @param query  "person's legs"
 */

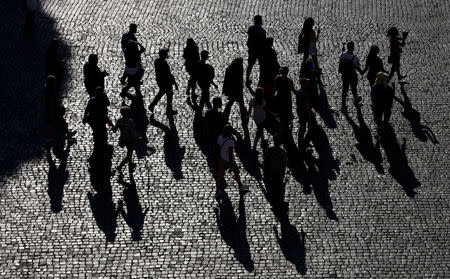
xmin=215 ymin=160 xmax=226 ymax=195
xmin=341 ymin=80 xmax=350 ymax=110
xmin=246 ymin=50 xmax=257 ymax=82
xmin=383 ymin=107 xmax=392 ymax=123
xmin=199 ymin=86 xmax=211 ymax=111
xmin=166 ymin=87 xmax=174 ymax=113
xmin=373 ymin=106 xmax=382 ymax=126
xmin=350 ymin=78 xmax=360 ymax=105
xmin=298 ymin=115 xmax=307 ymax=148
xmin=149 ymin=88 xmax=165 ymax=112
xmin=253 ymin=123 xmax=264 ymax=150
xmin=230 ymin=162 xmax=244 ymax=189
xmin=223 ymin=98 xmax=235 ymax=120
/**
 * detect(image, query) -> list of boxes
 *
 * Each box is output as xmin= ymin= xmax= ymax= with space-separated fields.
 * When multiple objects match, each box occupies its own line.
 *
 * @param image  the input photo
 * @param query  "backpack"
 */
xmin=339 ymin=54 xmax=355 ymax=77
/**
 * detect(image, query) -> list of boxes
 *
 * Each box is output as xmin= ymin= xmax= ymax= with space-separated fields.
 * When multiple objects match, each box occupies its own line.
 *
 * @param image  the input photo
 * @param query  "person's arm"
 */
xmin=289 ymin=79 xmax=296 ymax=93
xmin=247 ymin=101 xmax=254 ymax=116
xmin=355 ymin=56 xmax=363 ymax=75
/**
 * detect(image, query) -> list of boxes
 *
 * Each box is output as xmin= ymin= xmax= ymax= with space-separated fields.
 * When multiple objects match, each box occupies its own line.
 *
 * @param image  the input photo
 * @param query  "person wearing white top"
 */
xmin=338 ymin=41 xmax=363 ymax=112
xmin=248 ymin=87 xmax=269 ymax=150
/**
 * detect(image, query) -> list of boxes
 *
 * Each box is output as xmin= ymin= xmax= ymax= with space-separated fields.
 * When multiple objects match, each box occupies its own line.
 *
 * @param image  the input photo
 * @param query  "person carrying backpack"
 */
xmin=338 ymin=41 xmax=363 ymax=112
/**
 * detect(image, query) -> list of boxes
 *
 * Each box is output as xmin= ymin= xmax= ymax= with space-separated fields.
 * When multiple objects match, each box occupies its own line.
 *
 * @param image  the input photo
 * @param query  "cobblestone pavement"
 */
xmin=1 ymin=0 xmax=449 ymax=277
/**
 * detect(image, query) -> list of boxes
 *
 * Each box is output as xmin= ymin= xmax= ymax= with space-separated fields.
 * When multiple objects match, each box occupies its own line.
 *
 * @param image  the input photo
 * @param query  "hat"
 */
xmin=375 ymin=72 xmax=389 ymax=85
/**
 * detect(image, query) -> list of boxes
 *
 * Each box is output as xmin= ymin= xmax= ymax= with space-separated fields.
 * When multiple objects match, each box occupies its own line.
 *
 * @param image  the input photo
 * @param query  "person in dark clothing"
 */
xmin=183 ymin=38 xmax=200 ymax=98
xmin=205 ymin=97 xmax=226 ymax=154
xmin=299 ymin=58 xmax=320 ymax=103
xmin=274 ymin=66 xmax=296 ymax=142
xmin=361 ymin=45 xmax=388 ymax=87
xmin=120 ymin=40 xmax=146 ymax=97
xmin=263 ymin=134 xmax=291 ymax=210
xmin=83 ymin=54 xmax=109 ymax=97
xmin=83 ymin=87 xmax=114 ymax=155
xmin=298 ymin=17 xmax=320 ymax=66
xmin=296 ymin=78 xmax=315 ymax=150
xmin=44 ymin=75 xmax=76 ymax=146
xmin=371 ymin=72 xmax=394 ymax=127
xmin=223 ymin=57 xmax=247 ymax=125
xmin=259 ymin=37 xmax=280 ymax=104
xmin=113 ymin=106 xmax=140 ymax=173
xmin=45 ymin=38 xmax=70 ymax=86
xmin=196 ymin=50 xmax=218 ymax=112
xmin=24 ymin=0 xmax=38 ymax=31
xmin=246 ymin=15 xmax=267 ymax=86
xmin=339 ymin=41 xmax=363 ymax=112
xmin=148 ymin=49 xmax=178 ymax=115
xmin=121 ymin=24 xmax=138 ymax=53
xmin=386 ymin=27 xmax=408 ymax=82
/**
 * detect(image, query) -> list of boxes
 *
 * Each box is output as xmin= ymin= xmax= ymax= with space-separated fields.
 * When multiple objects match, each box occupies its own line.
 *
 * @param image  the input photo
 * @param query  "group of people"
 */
xmin=42 ymin=14 xmax=410 ymax=205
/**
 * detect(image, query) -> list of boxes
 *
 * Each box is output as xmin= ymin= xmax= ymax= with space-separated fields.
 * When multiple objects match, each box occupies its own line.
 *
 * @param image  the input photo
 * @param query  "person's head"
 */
xmin=45 ymin=75 xmax=57 ymax=92
xmin=120 ymin=106 xmax=131 ymax=118
xmin=200 ymin=50 xmax=209 ymax=60
xmin=186 ymin=38 xmax=196 ymax=48
xmin=223 ymin=124 xmax=233 ymax=136
xmin=129 ymin=23 xmax=137 ymax=34
xmin=159 ymin=48 xmax=169 ymax=59
xmin=369 ymin=45 xmax=380 ymax=57
xmin=302 ymin=17 xmax=314 ymax=32
xmin=280 ymin=66 xmax=289 ymax=77
xmin=265 ymin=37 xmax=274 ymax=48
xmin=212 ymin=96 xmax=222 ymax=109
xmin=88 ymin=54 xmax=98 ymax=65
xmin=387 ymin=26 xmax=399 ymax=38
xmin=255 ymin=87 xmax=264 ymax=103
xmin=273 ymin=133 xmax=281 ymax=147
xmin=375 ymin=72 xmax=389 ymax=85
xmin=346 ymin=41 xmax=355 ymax=53
xmin=253 ymin=15 xmax=262 ymax=26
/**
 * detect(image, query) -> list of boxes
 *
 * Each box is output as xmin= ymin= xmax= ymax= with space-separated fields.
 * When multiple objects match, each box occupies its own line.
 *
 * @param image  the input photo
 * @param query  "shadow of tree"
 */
xmin=0 ymin=1 xmax=71 ymax=175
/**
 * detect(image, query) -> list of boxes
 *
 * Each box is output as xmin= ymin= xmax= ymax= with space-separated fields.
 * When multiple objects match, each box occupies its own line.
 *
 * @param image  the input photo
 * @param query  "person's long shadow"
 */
xmin=129 ymin=94 xmax=155 ymax=158
xmin=150 ymin=114 xmax=185 ymax=180
xmin=343 ymin=106 xmax=384 ymax=174
xmin=0 ymin=1 xmax=71 ymax=175
xmin=214 ymin=192 xmax=254 ymax=272
xmin=46 ymin=137 xmax=76 ymax=213
xmin=379 ymin=123 xmax=421 ymax=197
xmin=87 ymin=145 xmax=118 ymax=242
xmin=395 ymin=83 xmax=438 ymax=144
xmin=313 ymin=78 xmax=337 ymax=129
xmin=234 ymin=131 xmax=262 ymax=182
xmin=117 ymin=170 xmax=149 ymax=241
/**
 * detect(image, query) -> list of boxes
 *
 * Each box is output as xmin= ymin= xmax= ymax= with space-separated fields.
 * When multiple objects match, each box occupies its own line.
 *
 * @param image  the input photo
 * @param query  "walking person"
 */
xmin=83 ymin=54 xmax=109 ymax=97
xmin=370 ymin=72 xmax=394 ymax=128
xmin=215 ymin=124 xmax=249 ymax=199
xmin=196 ymin=50 xmax=218 ymax=112
xmin=120 ymin=40 xmax=145 ymax=97
xmin=386 ymin=27 xmax=408 ymax=82
xmin=338 ymin=41 xmax=363 ymax=112
xmin=45 ymin=38 xmax=70 ymax=86
xmin=246 ymin=15 xmax=267 ymax=86
xmin=183 ymin=38 xmax=200 ymax=99
xmin=259 ymin=37 xmax=280 ymax=104
xmin=298 ymin=17 xmax=320 ymax=66
xmin=248 ymin=87 xmax=270 ymax=151
xmin=148 ymin=49 xmax=178 ymax=115
xmin=113 ymin=106 xmax=141 ymax=174
xmin=296 ymin=78 xmax=315 ymax=150
xmin=222 ymin=57 xmax=247 ymax=125
xmin=274 ymin=66 xmax=296 ymax=142
xmin=205 ymin=97 xmax=226 ymax=155
xmin=361 ymin=45 xmax=388 ymax=87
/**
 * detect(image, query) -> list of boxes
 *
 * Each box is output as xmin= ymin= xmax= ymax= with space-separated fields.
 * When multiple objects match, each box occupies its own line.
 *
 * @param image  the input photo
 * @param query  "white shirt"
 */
xmin=217 ymin=135 xmax=235 ymax=162
xmin=249 ymin=98 xmax=266 ymax=125
xmin=339 ymin=52 xmax=360 ymax=69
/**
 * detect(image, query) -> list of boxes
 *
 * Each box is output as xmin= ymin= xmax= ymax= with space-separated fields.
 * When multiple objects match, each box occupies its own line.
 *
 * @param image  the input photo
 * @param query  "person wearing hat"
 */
xmin=195 ymin=50 xmax=218 ymax=112
xmin=370 ymin=72 xmax=394 ymax=127
xmin=113 ymin=106 xmax=140 ymax=173
xmin=148 ymin=48 xmax=178 ymax=115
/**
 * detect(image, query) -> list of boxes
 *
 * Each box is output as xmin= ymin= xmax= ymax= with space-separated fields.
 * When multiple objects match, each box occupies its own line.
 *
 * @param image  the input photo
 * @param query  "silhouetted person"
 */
xmin=113 ymin=106 xmax=141 ymax=174
xmin=386 ymin=27 xmax=408 ymax=82
xmin=45 ymin=38 xmax=69 ymax=85
xmin=339 ymin=41 xmax=363 ymax=112
xmin=183 ymin=38 xmax=200 ymax=98
xmin=246 ymin=15 xmax=266 ymax=86
xmin=371 ymin=72 xmax=394 ymax=128
xmin=296 ymin=78 xmax=315 ymax=150
xmin=121 ymin=23 xmax=138 ymax=53
xmin=83 ymin=54 xmax=109 ymax=97
xmin=120 ymin=39 xmax=145 ymax=97
xmin=24 ymin=0 xmax=38 ymax=31
xmin=263 ymin=134 xmax=291 ymax=210
xmin=215 ymin=124 xmax=249 ymax=198
xmin=205 ymin=97 xmax=225 ymax=155
xmin=223 ymin=57 xmax=247 ymax=124
xmin=44 ymin=75 xmax=76 ymax=146
xmin=248 ymin=87 xmax=270 ymax=150
xmin=362 ymin=45 xmax=388 ymax=87
xmin=274 ymin=66 xmax=296 ymax=142
xmin=259 ymin=37 xmax=280 ymax=103
xmin=148 ymin=48 xmax=178 ymax=115
xmin=298 ymin=17 xmax=320 ymax=66
xmin=83 ymin=87 xmax=113 ymax=157
xmin=196 ymin=50 xmax=218 ymax=112
xmin=299 ymin=58 xmax=320 ymax=103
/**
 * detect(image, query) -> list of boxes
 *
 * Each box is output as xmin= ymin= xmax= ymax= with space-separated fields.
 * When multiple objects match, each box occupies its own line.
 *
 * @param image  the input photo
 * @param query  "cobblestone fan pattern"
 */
xmin=1 ymin=0 xmax=449 ymax=277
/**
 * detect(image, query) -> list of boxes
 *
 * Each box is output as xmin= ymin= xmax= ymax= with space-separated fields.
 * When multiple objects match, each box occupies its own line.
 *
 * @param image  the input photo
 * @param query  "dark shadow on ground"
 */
xmin=343 ymin=106 xmax=384 ymax=174
xmin=313 ymin=78 xmax=337 ymax=129
xmin=128 ymin=94 xmax=155 ymax=158
xmin=117 ymin=170 xmax=149 ymax=241
xmin=149 ymin=114 xmax=185 ymax=180
xmin=87 ymin=145 xmax=118 ymax=242
xmin=394 ymin=83 xmax=438 ymax=144
xmin=0 ymin=1 xmax=71 ymax=175
xmin=234 ymin=131 xmax=262 ymax=182
xmin=379 ymin=123 xmax=421 ymax=197
xmin=214 ymin=192 xmax=254 ymax=272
